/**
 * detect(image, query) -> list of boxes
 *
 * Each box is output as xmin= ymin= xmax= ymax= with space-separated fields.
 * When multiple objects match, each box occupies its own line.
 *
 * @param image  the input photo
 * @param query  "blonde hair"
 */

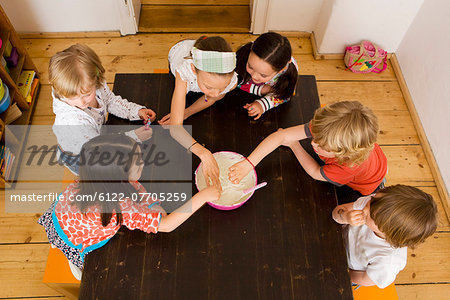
xmin=310 ymin=101 xmax=378 ymax=165
xmin=48 ymin=44 xmax=105 ymax=98
xmin=370 ymin=185 xmax=438 ymax=248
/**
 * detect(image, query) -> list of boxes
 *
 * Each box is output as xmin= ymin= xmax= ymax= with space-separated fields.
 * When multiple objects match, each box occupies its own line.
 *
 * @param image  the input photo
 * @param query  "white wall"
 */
xmin=265 ymin=0 xmax=323 ymax=32
xmin=314 ymin=0 xmax=424 ymax=53
xmin=396 ymin=0 xmax=450 ymax=192
xmin=0 ymin=0 xmax=120 ymax=33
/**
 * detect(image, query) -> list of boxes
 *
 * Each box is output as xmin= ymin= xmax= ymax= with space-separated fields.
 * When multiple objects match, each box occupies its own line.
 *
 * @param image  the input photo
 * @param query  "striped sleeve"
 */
xmin=255 ymin=95 xmax=290 ymax=113
xmin=238 ymin=82 xmax=263 ymax=96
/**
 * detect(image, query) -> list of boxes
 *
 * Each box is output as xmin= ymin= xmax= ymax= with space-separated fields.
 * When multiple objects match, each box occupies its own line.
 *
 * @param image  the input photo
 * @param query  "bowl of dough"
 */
xmin=195 ymin=151 xmax=257 ymax=210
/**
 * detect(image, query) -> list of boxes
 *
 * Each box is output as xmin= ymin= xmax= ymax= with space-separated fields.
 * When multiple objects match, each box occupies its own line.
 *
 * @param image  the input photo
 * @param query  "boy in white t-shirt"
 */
xmin=332 ymin=185 xmax=438 ymax=288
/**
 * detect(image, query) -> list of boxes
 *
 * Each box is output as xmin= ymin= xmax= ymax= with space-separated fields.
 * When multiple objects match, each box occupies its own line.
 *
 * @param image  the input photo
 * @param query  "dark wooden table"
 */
xmin=79 ymin=74 xmax=352 ymax=300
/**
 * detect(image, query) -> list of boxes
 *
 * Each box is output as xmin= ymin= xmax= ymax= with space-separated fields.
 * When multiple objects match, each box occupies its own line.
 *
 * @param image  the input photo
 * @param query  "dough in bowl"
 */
xmin=196 ymin=152 xmax=257 ymax=207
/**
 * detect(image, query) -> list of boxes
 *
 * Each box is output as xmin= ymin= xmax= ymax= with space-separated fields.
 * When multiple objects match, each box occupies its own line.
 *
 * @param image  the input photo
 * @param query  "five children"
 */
xmin=40 ymin=34 xmax=438 ymax=289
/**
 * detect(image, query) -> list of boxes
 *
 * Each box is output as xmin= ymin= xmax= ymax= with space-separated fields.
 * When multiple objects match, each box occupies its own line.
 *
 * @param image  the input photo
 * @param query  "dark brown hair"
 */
xmin=370 ymin=185 xmax=438 ymax=248
xmin=236 ymin=32 xmax=298 ymax=99
xmin=74 ymin=135 xmax=143 ymax=227
xmin=194 ymin=35 xmax=233 ymax=52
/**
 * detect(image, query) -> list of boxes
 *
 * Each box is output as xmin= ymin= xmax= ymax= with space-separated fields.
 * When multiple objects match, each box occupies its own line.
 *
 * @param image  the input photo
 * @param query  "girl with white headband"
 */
xmin=235 ymin=32 xmax=299 ymax=120
xmin=159 ymin=36 xmax=238 ymax=190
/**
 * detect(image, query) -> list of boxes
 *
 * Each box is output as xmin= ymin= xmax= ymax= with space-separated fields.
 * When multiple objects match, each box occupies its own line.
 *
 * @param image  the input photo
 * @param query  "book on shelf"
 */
xmin=6 ymin=150 xmax=15 ymax=180
xmin=26 ymin=78 xmax=40 ymax=104
xmin=0 ymin=145 xmax=4 ymax=170
xmin=28 ymin=77 xmax=39 ymax=103
xmin=17 ymin=70 xmax=36 ymax=98
xmin=0 ymin=145 xmax=15 ymax=180
xmin=1 ymin=102 xmax=22 ymax=124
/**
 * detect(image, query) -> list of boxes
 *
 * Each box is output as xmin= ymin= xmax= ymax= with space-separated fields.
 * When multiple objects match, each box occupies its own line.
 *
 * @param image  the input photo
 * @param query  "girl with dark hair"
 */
xmin=236 ymin=32 xmax=299 ymax=120
xmin=38 ymin=134 xmax=219 ymax=279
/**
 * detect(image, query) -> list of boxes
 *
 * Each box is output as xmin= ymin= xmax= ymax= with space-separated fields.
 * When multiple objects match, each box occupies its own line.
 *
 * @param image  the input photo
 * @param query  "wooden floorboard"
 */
xmin=32 ymin=55 xmax=397 ymax=86
xmin=138 ymin=6 xmax=250 ymax=32
xmin=397 ymin=283 xmax=450 ymax=300
xmin=0 ymin=213 xmax=48 ymax=244
xmin=23 ymin=34 xmax=312 ymax=58
xmin=376 ymin=110 xmax=419 ymax=145
xmin=397 ymin=232 xmax=450 ymax=284
xmin=317 ymin=81 xmax=408 ymax=111
xmin=141 ymin=0 xmax=249 ymax=5
xmin=382 ymin=145 xmax=434 ymax=183
xmin=0 ymin=244 xmax=60 ymax=298
xmin=0 ymin=33 xmax=446 ymax=299
xmin=420 ymin=186 xmax=450 ymax=231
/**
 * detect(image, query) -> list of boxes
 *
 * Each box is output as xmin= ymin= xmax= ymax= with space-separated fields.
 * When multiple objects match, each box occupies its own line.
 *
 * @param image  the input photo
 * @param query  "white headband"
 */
xmin=191 ymin=47 xmax=236 ymax=73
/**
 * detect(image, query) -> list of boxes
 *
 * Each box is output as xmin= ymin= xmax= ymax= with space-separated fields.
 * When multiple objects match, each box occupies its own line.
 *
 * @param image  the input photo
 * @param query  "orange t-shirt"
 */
xmin=305 ymin=123 xmax=387 ymax=195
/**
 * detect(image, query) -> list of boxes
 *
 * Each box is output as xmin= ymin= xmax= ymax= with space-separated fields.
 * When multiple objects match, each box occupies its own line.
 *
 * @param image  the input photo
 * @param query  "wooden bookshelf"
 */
xmin=0 ymin=4 xmax=40 ymax=188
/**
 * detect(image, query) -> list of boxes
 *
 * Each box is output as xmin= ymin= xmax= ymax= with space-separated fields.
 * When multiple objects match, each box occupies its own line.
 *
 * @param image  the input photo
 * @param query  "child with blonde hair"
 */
xmin=229 ymin=101 xmax=387 ymax=203
xmin=159 ymin=36 xmax=237 ymax=190
xmin=49 ymin=44 xmax=156 ymax=175
xmin=332 ymin=184 xmax=438 ymax=288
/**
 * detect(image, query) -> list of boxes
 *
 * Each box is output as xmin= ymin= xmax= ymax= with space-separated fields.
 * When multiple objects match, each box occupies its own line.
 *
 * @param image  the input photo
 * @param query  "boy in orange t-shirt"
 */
xmin=228 ymin=101 xmax=387 ymax=204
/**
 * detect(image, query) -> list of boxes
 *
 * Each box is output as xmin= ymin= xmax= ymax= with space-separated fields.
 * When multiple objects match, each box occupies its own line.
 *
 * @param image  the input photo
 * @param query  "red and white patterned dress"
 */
xmin=38 ymin=181 xmax=161 ymax=268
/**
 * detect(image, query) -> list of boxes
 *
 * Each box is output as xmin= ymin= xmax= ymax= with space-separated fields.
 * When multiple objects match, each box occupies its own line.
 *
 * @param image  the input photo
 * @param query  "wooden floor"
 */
xmin=139 ymin=0 xmax=250 ymax=33
xmin=0 ymin=33 xmax=449 ymax=299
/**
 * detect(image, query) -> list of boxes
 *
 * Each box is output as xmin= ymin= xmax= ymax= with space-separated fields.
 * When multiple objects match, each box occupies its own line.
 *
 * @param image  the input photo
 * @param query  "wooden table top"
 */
xmin=79 ymin=74 xmax=352 ymax=300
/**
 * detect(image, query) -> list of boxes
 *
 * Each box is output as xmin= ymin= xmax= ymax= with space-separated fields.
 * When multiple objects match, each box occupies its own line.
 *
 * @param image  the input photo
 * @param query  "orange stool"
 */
xmin=153 ymin=68 xmax=170 ymax=73
xmin=352 ymin=282 xmax=398 ymax=300
xmin=42 ymin=165 xmax=80 ymax=298
xmin=43 ymin=247 xmax=80 ymax=299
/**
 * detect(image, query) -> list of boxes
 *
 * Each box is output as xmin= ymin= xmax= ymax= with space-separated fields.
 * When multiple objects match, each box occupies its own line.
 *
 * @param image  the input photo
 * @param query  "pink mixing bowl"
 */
xmin=195 ymin=151 xmax=257 ymax=210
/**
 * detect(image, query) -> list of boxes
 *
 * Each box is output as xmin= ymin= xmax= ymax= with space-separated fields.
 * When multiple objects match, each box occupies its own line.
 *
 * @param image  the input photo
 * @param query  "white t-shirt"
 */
xmin=168 ymin=39 xmax=238 ymax=94
xmin=345 ymin=195 xmax=408 ymax=288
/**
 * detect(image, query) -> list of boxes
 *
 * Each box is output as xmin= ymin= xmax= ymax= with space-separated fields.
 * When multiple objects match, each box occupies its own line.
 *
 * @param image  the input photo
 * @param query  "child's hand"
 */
xmin=344 ymin=210 xmax=366 ymax=226
xmin=244 ymin=102 xmax=264 ymax=120
xmin=134 ymin=126 xmax=153 ymax=142
xmin=228 ymin=159 xmax=253 ymax=184
xmin=138 ymin=108 xmax=156 ymax=122
xmin=158 ymin=113 xmax=171 ymax=125
xmin=200 ymin=151 xmax=222 ymax=192
xmin=200 ymin=186 xmax=221 ymax=203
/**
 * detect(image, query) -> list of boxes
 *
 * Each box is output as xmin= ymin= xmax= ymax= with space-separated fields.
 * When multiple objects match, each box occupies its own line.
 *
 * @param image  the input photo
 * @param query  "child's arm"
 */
xmin=332 ymin=202 xmax=365 ymax=226
xmin=169 ymin=72 xmax=188 ymax=125
xmin=158 ymin=186 xmax=220 ymax=232
xmin=101 ymin=83 xmax=147 ymax=121
xmin=288 ymin=141 xmax=326 ymax=181
xmin=228 ymin=125 xmax=307 ymax=184
xmin=186 ymin=95 xmax=218 ymax=117
xmin=159 ymin=94 xmax=224 ymax=124
xmin=163 ymin=73 xmax=222 ymax=190
xmin=348 ymin=270 xmax=376 ymax=286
